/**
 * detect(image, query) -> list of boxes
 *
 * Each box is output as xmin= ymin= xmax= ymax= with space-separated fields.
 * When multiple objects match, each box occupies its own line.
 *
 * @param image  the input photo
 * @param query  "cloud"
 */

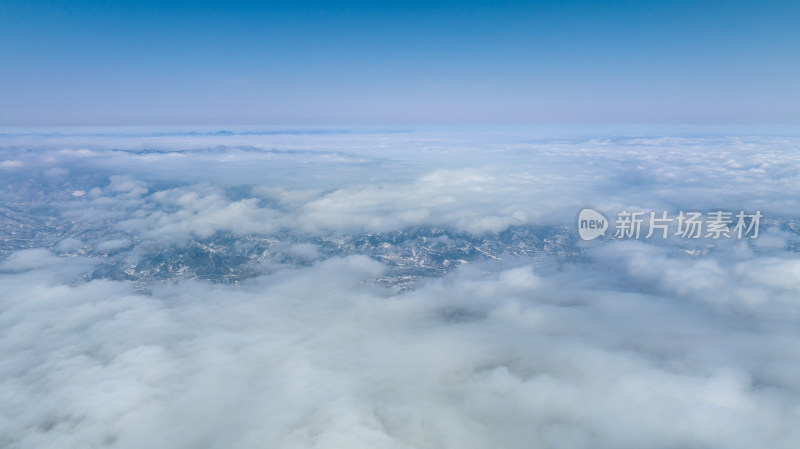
xmin=0 ymin=248 xmax=61 ymax=272
xmin=95 ymin=239 xmax=133 ymax=253
xmin=1 ymin=252 xmax=799 ymax=448
xmin=0 ymin=160 xmax=23 ymax=168
xmin=2 ymin=128 xmax=800 ymax=447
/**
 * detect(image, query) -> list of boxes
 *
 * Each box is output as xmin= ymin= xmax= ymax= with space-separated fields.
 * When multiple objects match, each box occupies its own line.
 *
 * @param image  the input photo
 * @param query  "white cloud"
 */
xmin=0 ymin=160 xmax=23 ymax=168
xmin=95 ymin=239 xmax=133 ymax=253
xmin=1 ymin=253 xmax=799 ymax=448
xmin=2 ymin=128 xmax=800 ymax=447
xmin=0 ymin=249 xmax=60 ymax=272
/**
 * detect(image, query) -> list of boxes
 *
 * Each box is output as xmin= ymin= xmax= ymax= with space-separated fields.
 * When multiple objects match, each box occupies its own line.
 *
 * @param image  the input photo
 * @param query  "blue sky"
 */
xmin=1 ymin=0 xmax=798 ymax=125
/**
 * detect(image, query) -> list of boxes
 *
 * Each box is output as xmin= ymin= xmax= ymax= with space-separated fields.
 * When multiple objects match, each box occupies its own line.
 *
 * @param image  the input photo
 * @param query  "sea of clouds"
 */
xmin=1 ymin=126 xmax=800 ymax=448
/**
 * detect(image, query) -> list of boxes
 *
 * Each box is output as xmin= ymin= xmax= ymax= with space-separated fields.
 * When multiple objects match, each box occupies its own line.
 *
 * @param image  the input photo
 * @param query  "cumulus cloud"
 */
xmin=0 ymin=159 xmax=23 ymax=168
xmin=2 ymin=251 xmax=800 ymax=448
xmin=95 ymin=239 xmax=133 ymax=253
xmin=6 ymin=129 xmax=800 ymax=240
xmin=1 ymin=128 xmax=800 ymax=448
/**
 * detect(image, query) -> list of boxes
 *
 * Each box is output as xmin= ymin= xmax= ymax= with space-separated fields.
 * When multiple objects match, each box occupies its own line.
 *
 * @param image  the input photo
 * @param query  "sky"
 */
xmin=1 ymin=0 xmax=799 ymax=125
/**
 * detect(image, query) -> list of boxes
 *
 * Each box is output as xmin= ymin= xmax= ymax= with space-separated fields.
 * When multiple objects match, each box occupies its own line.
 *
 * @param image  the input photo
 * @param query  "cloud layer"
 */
xmin=2 ymin=127 xmax=800 ymax=448
xmin=2 ymin=249 xmax=800 ymax=448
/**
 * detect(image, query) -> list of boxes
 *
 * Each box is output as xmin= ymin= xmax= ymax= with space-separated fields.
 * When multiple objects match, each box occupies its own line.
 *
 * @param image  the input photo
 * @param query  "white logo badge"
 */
xmin=578 ymin=208 xmax=608 ymax=240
